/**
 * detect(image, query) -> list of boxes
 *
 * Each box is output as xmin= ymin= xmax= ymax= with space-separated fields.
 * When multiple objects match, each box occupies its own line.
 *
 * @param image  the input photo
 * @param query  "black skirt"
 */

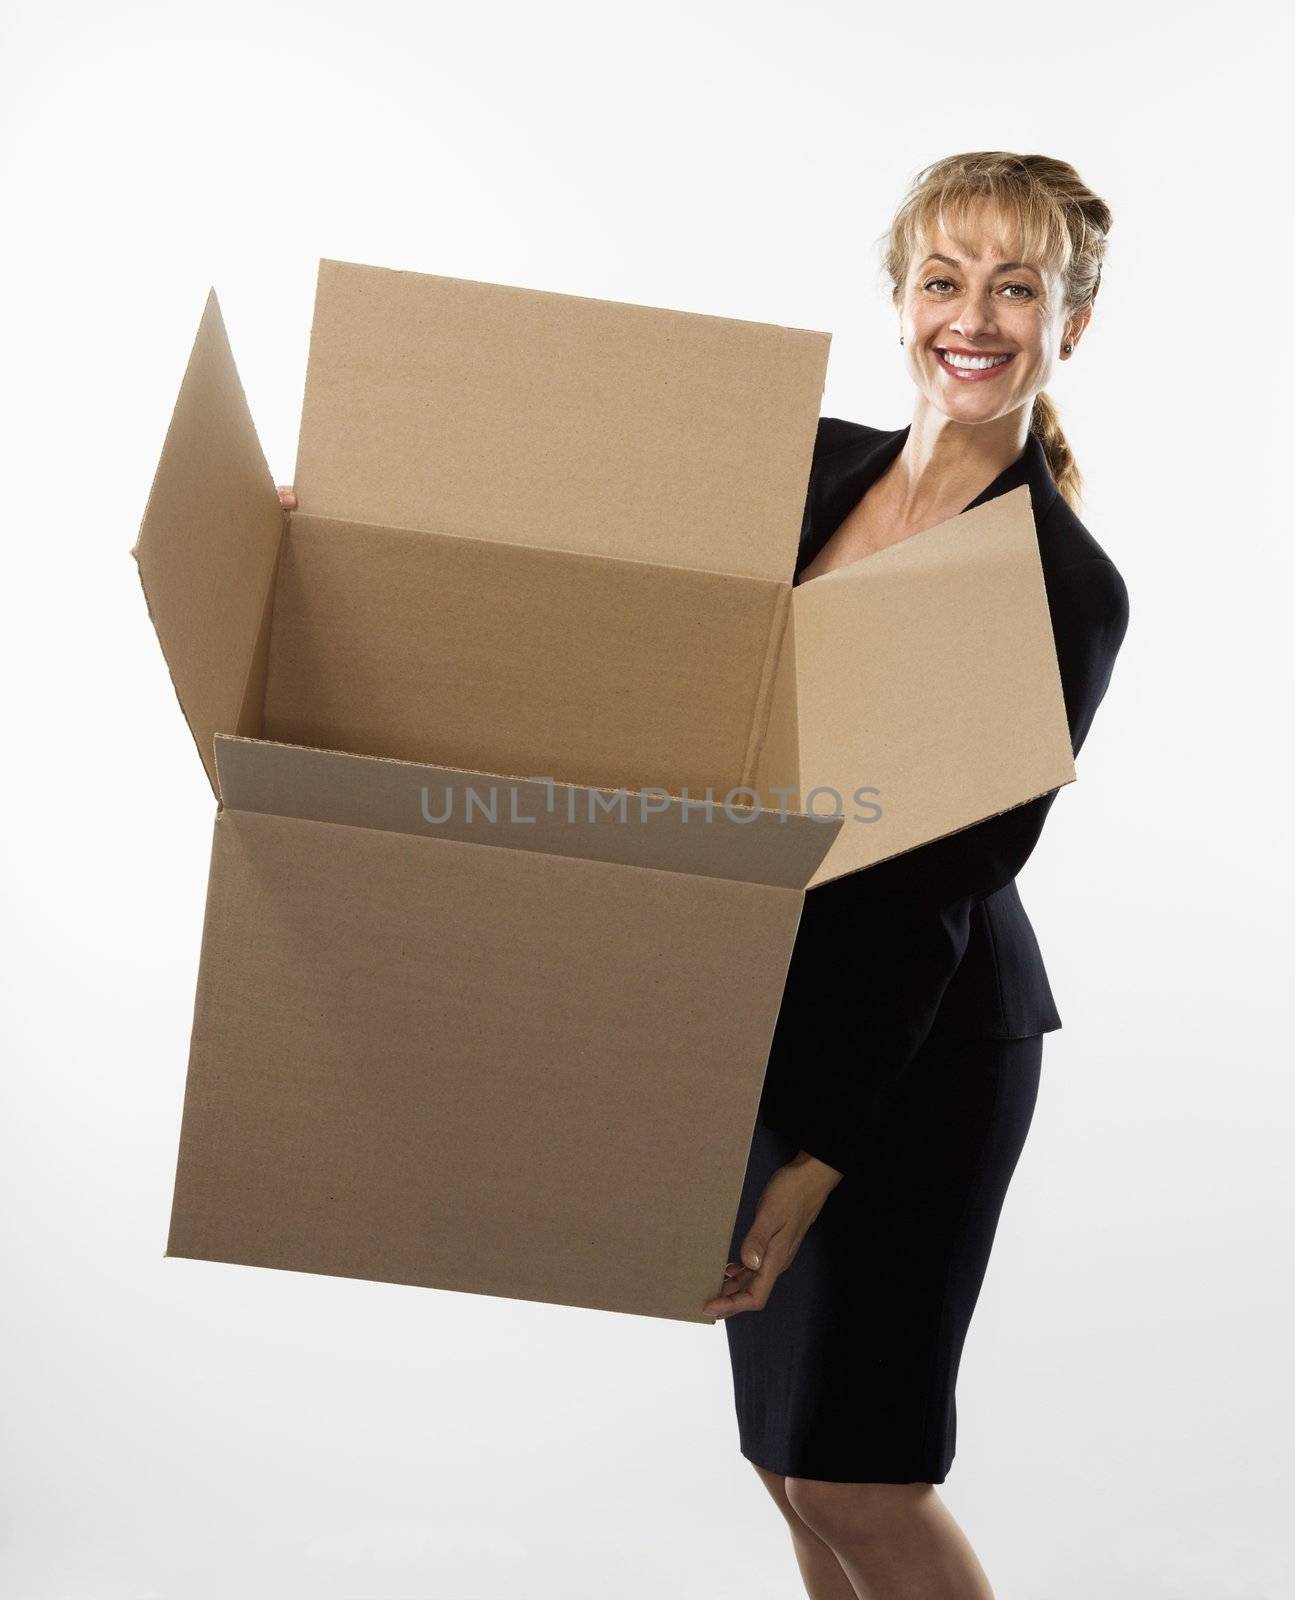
xmin=724 ymin=1030 xmax=1044 ymax=1485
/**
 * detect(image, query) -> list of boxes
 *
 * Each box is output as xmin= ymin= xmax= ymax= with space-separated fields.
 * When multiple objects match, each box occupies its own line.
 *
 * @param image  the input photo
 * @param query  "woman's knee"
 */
xmin=783 ymin=1476 xmax=934 ymax=1540
xmin=747 ymin=1459 xmax=811 ymax=1530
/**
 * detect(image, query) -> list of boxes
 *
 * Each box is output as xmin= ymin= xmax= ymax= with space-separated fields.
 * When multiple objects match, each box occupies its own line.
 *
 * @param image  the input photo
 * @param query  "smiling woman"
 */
xmin=714 ymin=152 xmax=1130 ymax=1600
xmin=796 ymin=156 xmax=1110 ymax=579
xmin=887 ymin=151 xmax=1110 ymax=511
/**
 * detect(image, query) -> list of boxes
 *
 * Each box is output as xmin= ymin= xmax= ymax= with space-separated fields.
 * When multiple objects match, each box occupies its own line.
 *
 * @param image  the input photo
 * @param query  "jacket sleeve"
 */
xmin=757 ymin=553 xmax=1131 ymax=1177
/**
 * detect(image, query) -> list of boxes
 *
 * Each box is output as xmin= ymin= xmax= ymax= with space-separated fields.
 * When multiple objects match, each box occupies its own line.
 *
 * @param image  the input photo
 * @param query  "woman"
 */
xmin=701 ymin=153 xmax=1131 ymax=1599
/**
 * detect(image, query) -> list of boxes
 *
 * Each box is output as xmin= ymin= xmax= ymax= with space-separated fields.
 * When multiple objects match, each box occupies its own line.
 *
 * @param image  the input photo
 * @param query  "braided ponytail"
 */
xmin=1030 ymin=389 xmax=1079 ymax=508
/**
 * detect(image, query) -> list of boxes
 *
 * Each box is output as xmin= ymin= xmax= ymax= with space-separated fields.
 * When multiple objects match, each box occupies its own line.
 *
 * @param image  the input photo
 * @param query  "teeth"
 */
xmin=940 ymin=350 xmax=1012 ymax=370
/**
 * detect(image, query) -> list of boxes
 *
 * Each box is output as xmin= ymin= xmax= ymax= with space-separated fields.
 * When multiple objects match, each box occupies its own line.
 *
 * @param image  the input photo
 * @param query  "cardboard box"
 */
xmin=133 ymin=260 xmax=1074 ymax=1323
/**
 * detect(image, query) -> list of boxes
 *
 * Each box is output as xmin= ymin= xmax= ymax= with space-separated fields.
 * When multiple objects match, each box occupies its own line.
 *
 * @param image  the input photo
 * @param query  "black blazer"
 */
xmin=756 ymin=417 xmax=1131 ymax=1176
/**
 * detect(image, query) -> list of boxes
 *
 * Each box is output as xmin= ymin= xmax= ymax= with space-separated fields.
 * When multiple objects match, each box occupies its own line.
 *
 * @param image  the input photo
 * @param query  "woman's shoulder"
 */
xmin=813 ymin=415 xmax=894 ymax=459
xmin=807 ymin=418 xmax=903 ymax=516
xmin=1040 ymin=493 xmax=1130 ymax=638
xmin=1041 ymin=483 xmax=1116 ymax=566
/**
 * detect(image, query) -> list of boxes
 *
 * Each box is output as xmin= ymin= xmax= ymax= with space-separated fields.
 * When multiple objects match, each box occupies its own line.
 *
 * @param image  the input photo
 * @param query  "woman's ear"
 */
xmin=1062 ymin=302 xmax=1093 ymax=356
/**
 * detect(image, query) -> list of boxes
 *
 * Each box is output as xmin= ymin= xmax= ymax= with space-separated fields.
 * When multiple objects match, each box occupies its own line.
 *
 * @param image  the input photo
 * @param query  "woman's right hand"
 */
xmin=277 ymin=485 xmax=297 ymax=510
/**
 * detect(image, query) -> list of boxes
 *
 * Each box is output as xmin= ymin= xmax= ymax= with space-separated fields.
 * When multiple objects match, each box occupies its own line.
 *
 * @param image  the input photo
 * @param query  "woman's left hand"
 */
xmin=703 ymin=1153 xmax=842 ymax=1320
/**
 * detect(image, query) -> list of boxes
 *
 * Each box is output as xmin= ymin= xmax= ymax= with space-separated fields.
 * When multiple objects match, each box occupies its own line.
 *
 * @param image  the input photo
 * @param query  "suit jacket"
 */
xmin=756 ymin=416 xmax=1131 ymax=1176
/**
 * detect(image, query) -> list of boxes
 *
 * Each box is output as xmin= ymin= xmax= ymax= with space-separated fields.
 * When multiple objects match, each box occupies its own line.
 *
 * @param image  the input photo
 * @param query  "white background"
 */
xmin=2 ymin=2 xmax=1291 ymax=1596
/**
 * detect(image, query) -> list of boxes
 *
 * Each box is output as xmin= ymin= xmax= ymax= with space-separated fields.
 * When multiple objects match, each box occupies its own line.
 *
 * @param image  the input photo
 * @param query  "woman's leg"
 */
xmin=783 ymin=1478 xmax=993 ymax=1600
xmin=749 ymin=1461 xmax=860 ymax=1600
xmin=774 ymin=1035 xmax=1046 ymax=1599
xmin=730 ymin=1035 xmax=1044 ymax=1597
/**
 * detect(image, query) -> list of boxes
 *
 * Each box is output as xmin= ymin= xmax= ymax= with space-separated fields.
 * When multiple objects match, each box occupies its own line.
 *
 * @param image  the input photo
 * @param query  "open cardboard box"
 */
xmin=133 ymin=260 xmax=1075 ymax=1323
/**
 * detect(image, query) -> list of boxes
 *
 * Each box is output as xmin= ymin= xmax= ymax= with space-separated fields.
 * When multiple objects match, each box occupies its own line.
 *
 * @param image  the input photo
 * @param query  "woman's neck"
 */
xmin=886 ymin=401 xmax=1032 ymax=524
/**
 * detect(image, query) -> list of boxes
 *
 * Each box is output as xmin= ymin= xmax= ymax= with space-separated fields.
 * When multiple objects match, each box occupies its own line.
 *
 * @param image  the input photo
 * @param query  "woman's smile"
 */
xmin=934 ymin=345 xmax=1018 ymax=382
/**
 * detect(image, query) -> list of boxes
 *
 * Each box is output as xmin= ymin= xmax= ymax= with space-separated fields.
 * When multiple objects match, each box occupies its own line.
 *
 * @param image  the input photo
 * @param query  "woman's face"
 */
xmin=897 ymin=205 xmax=1087 ymax=426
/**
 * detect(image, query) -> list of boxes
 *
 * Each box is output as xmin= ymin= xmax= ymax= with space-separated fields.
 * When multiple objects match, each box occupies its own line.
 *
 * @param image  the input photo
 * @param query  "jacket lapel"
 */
xmin=800 ymin=421 xmax=1060 ymax=580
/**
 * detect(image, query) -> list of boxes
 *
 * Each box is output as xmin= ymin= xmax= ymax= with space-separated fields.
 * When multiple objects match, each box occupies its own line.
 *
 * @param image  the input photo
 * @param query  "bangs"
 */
xmin=910 ymin=184 xmax=1073 ymax=281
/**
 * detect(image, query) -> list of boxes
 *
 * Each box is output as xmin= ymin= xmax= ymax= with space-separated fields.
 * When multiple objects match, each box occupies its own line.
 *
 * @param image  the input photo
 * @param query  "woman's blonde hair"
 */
xmin=880 ymin=152 xmax=1112 ymax=511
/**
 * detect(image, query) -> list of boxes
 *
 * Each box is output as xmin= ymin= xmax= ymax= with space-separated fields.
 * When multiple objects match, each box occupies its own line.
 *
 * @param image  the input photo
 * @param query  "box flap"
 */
xmin=786 ymin=485 xmax=1076 ymax=887
xmin=292 ymin=260 xmax=829 ymax=581
xmin=215 ymin=734 xmax=841 ymax=889
xmin=132 ymin=289 xmax=284 ymax=795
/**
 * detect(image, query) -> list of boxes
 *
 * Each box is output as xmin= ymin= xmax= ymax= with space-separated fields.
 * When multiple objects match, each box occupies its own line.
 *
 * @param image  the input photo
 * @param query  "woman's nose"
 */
xmin=949 ymin=295 xmax=998 ymax=339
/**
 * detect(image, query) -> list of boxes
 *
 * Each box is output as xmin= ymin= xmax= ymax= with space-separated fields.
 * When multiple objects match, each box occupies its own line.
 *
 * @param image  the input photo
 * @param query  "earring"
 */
xmin=899 ymin=336 xmax=904 ymax=346
xmin=1062 ymin=341 xmax=1073 ymax=354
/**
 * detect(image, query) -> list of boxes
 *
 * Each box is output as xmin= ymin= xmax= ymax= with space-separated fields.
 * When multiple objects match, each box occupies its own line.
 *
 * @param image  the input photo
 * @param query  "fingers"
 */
xmin=702 ymin=1250 xmax=779 ymax=1319
xmin=702 ymin=1267 xmax=752 ymax=1319
xmin=702 ymin=1204 xmax=787 ymax=1318
xmin=701 ymin=1259 xmax=749 ymax=1315
xmin=703 ymin=1165 xmax=820 ymax=1319
xmin=706 ymin=1258 xmax=775 ymax=1318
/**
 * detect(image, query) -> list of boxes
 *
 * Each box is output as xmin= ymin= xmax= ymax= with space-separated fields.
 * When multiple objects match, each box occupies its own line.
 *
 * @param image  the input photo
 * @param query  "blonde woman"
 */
xmin=702 ymin=153 xmax=1131 ymax=1599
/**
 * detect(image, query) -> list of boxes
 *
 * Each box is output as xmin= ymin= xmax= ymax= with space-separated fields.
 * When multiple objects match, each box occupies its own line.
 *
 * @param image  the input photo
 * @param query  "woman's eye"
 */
xmin=921 ymin=277 xmax=1034 ymax=298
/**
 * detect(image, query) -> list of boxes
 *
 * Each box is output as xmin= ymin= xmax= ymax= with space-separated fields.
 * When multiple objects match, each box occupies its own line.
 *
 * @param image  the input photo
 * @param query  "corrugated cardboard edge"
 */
xmin=739 ymin=583 xmax=794 ymax=790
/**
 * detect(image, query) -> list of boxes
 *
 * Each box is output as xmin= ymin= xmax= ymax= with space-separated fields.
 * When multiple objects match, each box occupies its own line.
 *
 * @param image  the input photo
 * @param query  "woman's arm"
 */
xmin=758 ymin=554 xmax=1131 ymax=1177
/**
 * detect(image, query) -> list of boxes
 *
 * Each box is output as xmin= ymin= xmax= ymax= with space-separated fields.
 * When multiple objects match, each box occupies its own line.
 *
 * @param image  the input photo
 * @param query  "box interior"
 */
xmin=262 ymin=512 xmax=790 ymax=800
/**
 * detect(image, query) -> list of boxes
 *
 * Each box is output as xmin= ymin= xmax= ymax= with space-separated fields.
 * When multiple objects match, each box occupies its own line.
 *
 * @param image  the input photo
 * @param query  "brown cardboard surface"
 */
xmin=132 ymin=290 xmax=284 ymax=795
xmin=293 ymin=260 xmax=829 ymax=580
xmin=213 ymin=735 xmax=841 ymax=887
xmin=262 ymin=513 xmax=785 ymax=795
xmin=785 ymin=485 xmax=1076 ymax=888
xmin=166 ymin=807 xmax=804 ymax=1322
xmin=138 ymin=260 xmax=1080 ymax=1321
